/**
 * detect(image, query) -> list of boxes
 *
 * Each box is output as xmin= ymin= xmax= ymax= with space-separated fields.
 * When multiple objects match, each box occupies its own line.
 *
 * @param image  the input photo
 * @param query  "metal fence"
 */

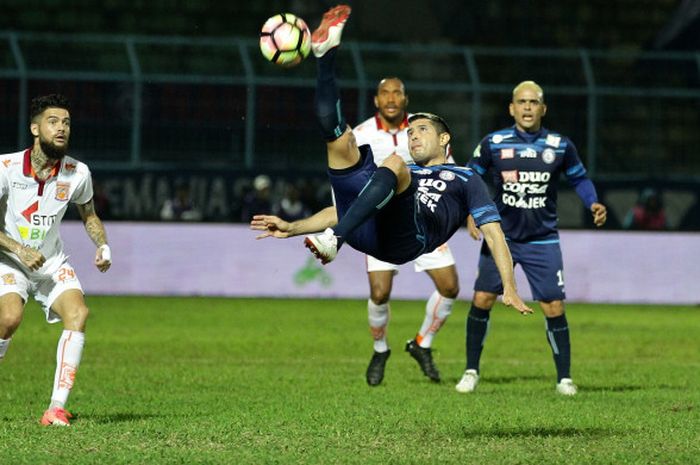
xmin=1 ymin=31 xmax=700 ymax=179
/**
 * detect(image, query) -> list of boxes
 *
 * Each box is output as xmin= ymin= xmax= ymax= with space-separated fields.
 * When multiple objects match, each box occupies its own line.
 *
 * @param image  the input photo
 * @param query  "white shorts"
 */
xmin=0 ymin=257 xmax=84 ymax=324
xmin=366 ymin=243 xmax=455 ymax=273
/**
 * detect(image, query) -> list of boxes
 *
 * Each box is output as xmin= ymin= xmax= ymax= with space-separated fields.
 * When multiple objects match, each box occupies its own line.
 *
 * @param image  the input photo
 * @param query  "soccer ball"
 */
xmin=259 ymin=13 xmax=311 ymax=67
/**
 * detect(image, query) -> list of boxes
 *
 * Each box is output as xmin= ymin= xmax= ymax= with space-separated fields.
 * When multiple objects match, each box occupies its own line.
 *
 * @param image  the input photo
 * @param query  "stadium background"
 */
xmin=0 ymin=0 xmax=699 ymax=230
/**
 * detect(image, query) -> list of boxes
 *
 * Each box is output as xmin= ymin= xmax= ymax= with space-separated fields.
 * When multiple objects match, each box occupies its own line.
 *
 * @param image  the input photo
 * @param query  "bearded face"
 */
xmin=32 ymin=107 xmax=71 ymax=160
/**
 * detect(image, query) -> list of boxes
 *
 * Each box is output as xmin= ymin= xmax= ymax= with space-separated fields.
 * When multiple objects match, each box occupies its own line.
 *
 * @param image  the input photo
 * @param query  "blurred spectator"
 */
xmin=273 ymin=182 xmax=311 ymax=222
xmin=240 ymin=174 xmax=272 ymax=222
xmin=623 ymin=188 xmax=668 ymax=230
xmin=160 ymin=182 xmax=203 ymax=221
xmin=93 ymin=182 xmax=113 ymax=220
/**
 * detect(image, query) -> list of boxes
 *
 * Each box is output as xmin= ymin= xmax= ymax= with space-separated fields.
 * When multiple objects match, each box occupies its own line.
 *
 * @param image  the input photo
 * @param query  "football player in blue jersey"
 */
xmin=251 ymin=5 xmax=533 ymax=378
xmin=455 ymin=81 xmax=607 ymax=396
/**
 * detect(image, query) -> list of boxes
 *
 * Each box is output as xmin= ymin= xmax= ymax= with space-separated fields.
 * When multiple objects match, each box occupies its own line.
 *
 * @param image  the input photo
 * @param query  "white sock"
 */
xmin=49 ymin=330 xmax=85 ymax=409
xmin=0 ymin=337 xmax=11 ymax=360
xmin=417 ymin=291 xmax=455 ymax=348
xmin=368 ymin=299 xmax=390 ymax=353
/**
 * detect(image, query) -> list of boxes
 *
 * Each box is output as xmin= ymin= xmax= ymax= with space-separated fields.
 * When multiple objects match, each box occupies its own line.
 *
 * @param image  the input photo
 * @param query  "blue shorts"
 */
xmin=473 ymin=239 xmax=566 ymax=302
xmin=328 ymin=145 xmax=423 ymax=264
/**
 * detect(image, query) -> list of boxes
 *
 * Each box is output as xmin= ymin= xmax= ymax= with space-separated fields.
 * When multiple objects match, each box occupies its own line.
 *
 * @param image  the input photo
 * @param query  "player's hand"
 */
xmin=250 ymin=214 xmax=292 ymax=239
xmin=591 ymin=202 xmax=607 ymax=227
xmin=17 ymin=245 xmax=45 ymax=271
xmin=466 ymin=215 xmax=481 ymax=240
xmin=95 ymin=244 xmax=111 ymax=273
xmin=502 ymin=287 xmax=533 ymax=315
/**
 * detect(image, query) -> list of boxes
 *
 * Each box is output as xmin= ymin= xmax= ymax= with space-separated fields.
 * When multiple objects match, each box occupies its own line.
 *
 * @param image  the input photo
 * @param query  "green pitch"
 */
xmin=1 ymin=297 xmax=698 ymax=464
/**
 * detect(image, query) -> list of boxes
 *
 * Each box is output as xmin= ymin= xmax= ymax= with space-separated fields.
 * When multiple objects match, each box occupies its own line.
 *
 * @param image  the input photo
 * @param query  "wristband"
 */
xmin=100 ymin=244 xmax=111 ymax=262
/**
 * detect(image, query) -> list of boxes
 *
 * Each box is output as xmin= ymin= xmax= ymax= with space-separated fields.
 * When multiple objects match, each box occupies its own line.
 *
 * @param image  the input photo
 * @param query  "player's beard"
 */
xmin=39 ymin=137 xmax=68 ymax=160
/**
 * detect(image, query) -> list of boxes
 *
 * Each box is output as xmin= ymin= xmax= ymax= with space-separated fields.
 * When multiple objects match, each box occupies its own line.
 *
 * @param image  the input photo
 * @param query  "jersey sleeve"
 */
xmin=0 ymin=165 xmax=9 ymax=198
xmin=562 ymin=137 xmax=598 ymax=208
xmin=71 ymin=167 xmax=94 ymax=205
xmin=466 ymin=136 xmax=492 ymax=177
xmin=465 ymin=173 xmax=500 ymax=226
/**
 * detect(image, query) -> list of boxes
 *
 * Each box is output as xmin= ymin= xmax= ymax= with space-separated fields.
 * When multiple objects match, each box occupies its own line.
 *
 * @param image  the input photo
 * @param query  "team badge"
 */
xmin=502 ymin=170 xmax=518 ymax=183
xmin=439 ymin=170 xmax=455 ymax=181
xmin=2 ymin=273 xmax=16 ymax=285
xmin=2 ymin=159 xmax=11 ymax=167
xmin=500 ymin=148 xmax=514 ymax=159
xmin=492 ymin=134 xmax=504 ymax=144
xmin=55 ymin=182 xmax=70 ymax=201
xmin=542 ymin=148 xmax=556 ymax=164
xmin=545 ymin=134 xmax=561 ymax=147
xmin=64 ymin=162 xmax=77 ymax=171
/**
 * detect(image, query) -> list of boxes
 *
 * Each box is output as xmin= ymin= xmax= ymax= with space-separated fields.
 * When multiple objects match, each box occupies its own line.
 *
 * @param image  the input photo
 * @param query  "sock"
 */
xmin=315 ymin=47 xmax=346 ymax=141
xmin=49 ymin=330 xmax=85 ymax=409
xmin=368 ymin=299 xmax=389 ymax=353
xmin=466 ymin=304 xmax=491 ymax=372
xmin=416 ymin=291 xmax=454 ymax=348
xmin=0 ymin=337 xmax=10 ymax=360
xmin=545 ymin=314 xmax=571 ymax=382
xmin=333 ymin=167 xmax=397 ymax=246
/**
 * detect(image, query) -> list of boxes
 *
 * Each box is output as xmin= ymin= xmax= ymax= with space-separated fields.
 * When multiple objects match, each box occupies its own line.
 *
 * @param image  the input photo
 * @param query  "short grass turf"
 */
xmin=1 ymin=297 xmax=698 ymax=464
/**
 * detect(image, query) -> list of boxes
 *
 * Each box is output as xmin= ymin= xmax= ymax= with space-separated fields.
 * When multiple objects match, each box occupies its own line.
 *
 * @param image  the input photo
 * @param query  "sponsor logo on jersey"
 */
xmin=2 ymin=159 xmax=11 ymax=167
xmin=11 ymin=182 xmax=28 ymax=190
xmin=55 ymin=182 xmax=70 ymax=201
xmin=500 ymin=148 xmax=514 ymax=159
xmin=413 ymin=169 xmax=432 ymax=175
xmin=545 ymin=134 xmax=561 ymax=147
xmin=21 ymin=201 xmax=39 ymax=223
xmin=417 ymin=178 xmax=447 ymax=212
xmin=542 ymin=148 xmax=556 ymax=164
xmin=519 ymin=148 xmax=537 ymax=158
xmin=439 ymin=170 xmax=455 ymax=181
xmin=502 ymin=170 xmax=518 ymax=183
xmin=1 ymin=273 xmax=16 ymax=285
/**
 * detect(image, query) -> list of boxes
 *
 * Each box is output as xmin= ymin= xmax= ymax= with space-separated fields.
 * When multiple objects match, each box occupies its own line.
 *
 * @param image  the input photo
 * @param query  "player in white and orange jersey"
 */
xmin=352 ymin=77 xmax=459 ymax=386
xmin=0 ymin=94 xmax=111 ymax=426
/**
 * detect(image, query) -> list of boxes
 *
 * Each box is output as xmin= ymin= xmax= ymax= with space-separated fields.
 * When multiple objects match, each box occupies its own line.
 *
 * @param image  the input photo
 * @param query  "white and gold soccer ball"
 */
xmin=259 ymin=13 xmax=311 ymax=67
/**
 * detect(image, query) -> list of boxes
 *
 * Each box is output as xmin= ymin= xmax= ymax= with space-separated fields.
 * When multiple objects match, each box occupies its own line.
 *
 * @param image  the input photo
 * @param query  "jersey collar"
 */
xmin=374 ymin=113 xmax=409 ymax=132
xmin=23 ymin=148 xmax=61 ymax=181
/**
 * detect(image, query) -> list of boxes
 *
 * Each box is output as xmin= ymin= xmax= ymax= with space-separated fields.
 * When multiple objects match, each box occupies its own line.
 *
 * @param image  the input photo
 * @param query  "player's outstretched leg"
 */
xmin=311 ymin=5 xmax=352 ymax=57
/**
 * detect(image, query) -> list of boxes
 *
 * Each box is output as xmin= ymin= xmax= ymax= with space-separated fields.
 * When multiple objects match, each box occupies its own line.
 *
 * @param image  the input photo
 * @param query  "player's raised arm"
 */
xmin=76 ymin=199 xmax=111 ymax=273
xmin=251 ymin=206 xmax=338 ymax=239
xmin=478 ymin=222 xmax=533 ymax=315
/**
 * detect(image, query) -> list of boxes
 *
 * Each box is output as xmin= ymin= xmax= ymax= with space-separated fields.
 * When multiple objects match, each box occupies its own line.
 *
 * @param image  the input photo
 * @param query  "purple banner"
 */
xmin=60 ymin=222 xmax=699 ymax=304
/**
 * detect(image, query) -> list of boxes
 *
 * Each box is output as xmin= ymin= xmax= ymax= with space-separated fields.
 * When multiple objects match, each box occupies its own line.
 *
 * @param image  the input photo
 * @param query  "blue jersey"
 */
xmin=468 ymin=126 xmax=594 ymax=242
xmin=405 ymin=164 xmax=500 ymax=255
xmin=330 ymin=145 xmax=500 ymax=264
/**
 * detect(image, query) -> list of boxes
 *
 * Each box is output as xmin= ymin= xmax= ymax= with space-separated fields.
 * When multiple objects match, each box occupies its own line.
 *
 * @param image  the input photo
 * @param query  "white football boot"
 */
xmin=455 ymin=369 xmax=479 ymax=393
xmin=304 ymin=228 xmax=338 ymax=264
xmin=311 ymin=5 xmax=352 ymax=57
xmin=556 ymin=378 xmax=578 ymax=396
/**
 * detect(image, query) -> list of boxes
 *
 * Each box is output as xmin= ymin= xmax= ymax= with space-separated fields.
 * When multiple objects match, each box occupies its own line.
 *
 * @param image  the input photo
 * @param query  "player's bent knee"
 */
xmin=369 ymin=289 xmax=390 ymax=305
xmin=0 ymin=310 xmax=23 ymax=335
xmin=438 ymin=282 xmax=459 ymax=299
xmin=473 ymin=291 xmax=497 ymax=309
xmin=62 ymin=305 xmax=90 ymax=330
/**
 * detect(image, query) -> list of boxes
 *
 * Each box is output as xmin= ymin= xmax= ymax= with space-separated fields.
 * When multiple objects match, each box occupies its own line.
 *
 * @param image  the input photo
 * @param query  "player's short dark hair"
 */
xmin=30 ymin=94 xmax=70 ymax=121
xmin=408 ymin=112 xmax=451 ymax=136
xmin=376 ymin=76 xmax=405 ymax=94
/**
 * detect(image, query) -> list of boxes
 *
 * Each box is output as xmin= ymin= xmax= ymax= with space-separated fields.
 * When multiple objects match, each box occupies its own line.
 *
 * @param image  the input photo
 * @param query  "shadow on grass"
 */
xmin=462 ymin=374 xmax=550 ymax=385
xmin=583 ymin=385 xmax=644 ymax=393
xmin=466 ymin=426 xmax=613 ymax=439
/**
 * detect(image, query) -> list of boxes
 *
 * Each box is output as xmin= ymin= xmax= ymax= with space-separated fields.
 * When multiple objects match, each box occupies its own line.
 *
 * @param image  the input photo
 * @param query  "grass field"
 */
xmin=1 ymin=296 xmax=698 ymax=464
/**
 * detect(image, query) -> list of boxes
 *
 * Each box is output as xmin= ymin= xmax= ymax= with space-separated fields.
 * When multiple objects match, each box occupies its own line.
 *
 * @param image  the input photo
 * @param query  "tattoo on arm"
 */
xmin=78 ymin=200 xmax=108 ymax=247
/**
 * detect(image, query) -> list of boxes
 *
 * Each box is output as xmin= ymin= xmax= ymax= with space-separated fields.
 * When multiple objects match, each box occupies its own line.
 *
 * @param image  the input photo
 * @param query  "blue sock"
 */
xmin=466 ymin=305 xmax=490 ymax=372
xmin=314 ymin=47 xmax=346 ymax=141
xmin=545 ymin=314 xmax=571 ymax=381
xmin=333 ymin=167 xmax=397 ymax=245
